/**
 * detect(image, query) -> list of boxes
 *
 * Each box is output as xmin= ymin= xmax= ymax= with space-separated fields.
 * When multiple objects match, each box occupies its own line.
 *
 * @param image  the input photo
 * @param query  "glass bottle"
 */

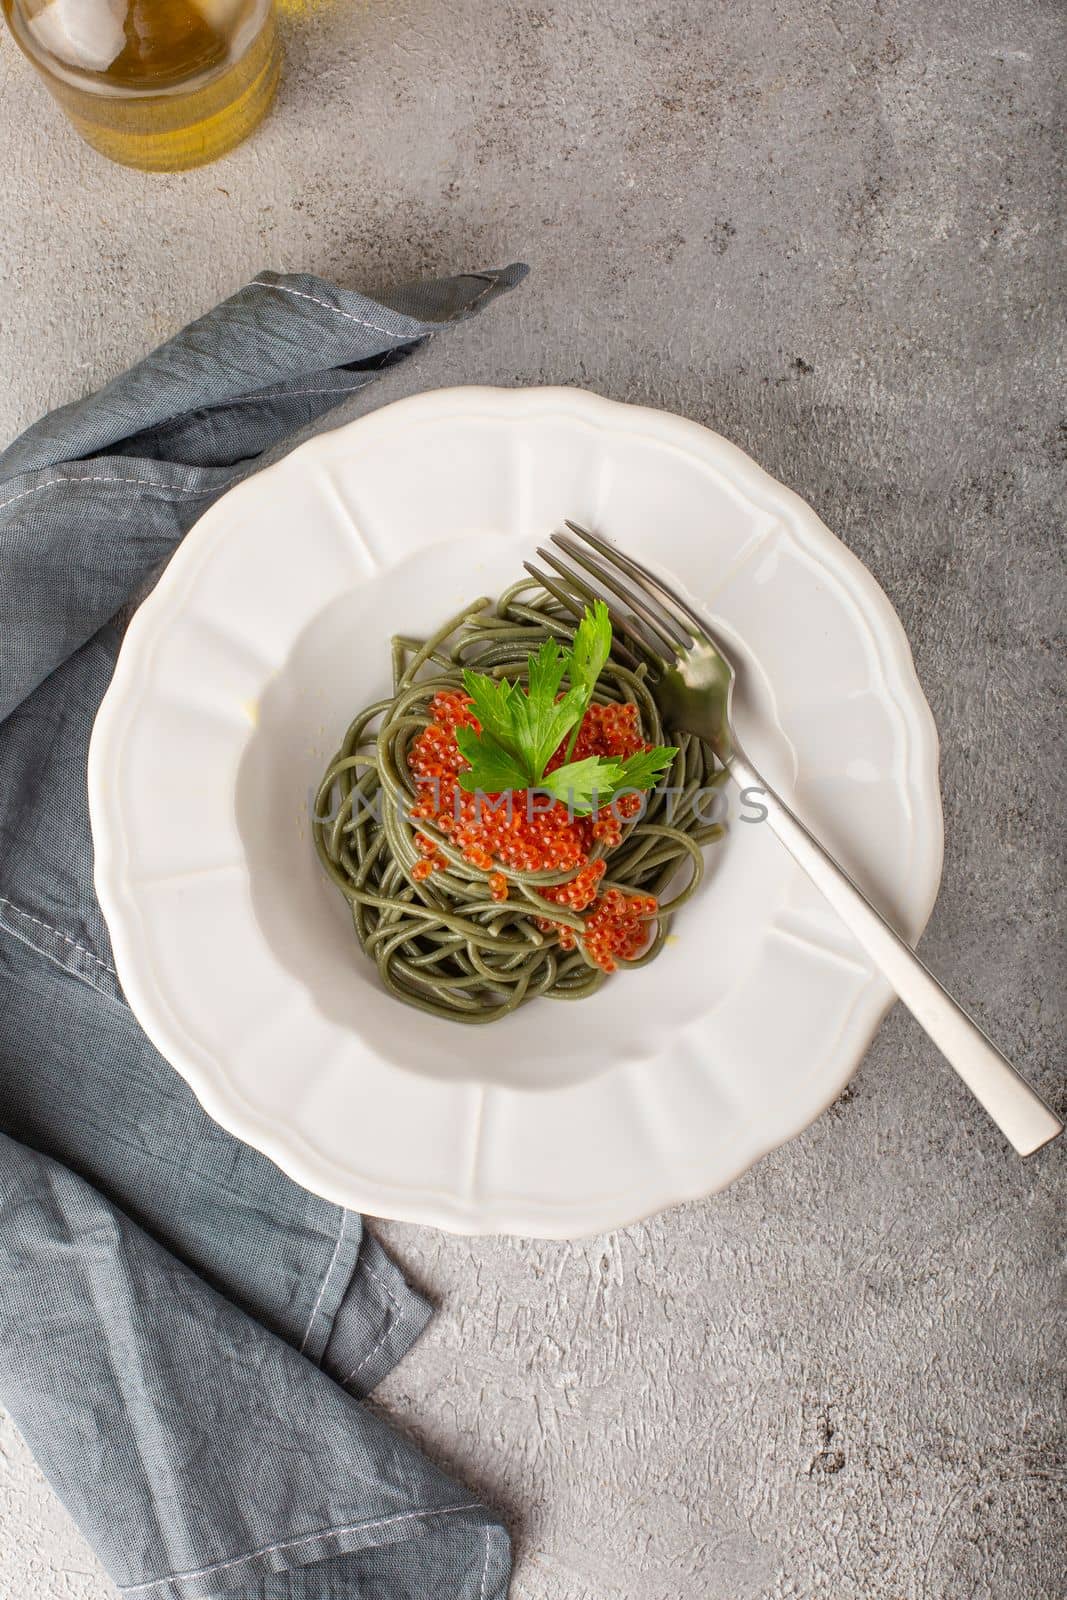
xmin=1 ymin=0 xmax=280 ymax=171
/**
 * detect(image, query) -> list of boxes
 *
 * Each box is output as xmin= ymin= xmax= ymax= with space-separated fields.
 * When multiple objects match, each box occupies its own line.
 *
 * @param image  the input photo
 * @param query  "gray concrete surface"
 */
xmin=1 ymin=1 xmax=1064 ymax=1596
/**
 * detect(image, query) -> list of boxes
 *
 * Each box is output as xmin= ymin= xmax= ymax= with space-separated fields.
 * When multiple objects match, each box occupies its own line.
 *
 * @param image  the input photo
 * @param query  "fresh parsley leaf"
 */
xmin=525 ymin=635 xmax=569 ymax=704
xmin=539 ymin=745 xmax=680 ymax=813
xmin=506 ymin=638 xmax=588 ymax=777
xmin=536 ymin=756 xmax=626 ymax=814
xmin=455 ymin=603 xmax=676 ymax=807
xmin=461 ymin=636 xmax=586 ymax=784
xmin=614 ymin=745 xmax=679 ymax=790
xmin=461 ymin=670 xmax=526 ymax=767
xmin=455 ymin=725 xmax=533 ymax=793
xmin=568 ymin=600 xmax=612 ymax=696
xmin=563 ymin=599 xmax=612 ymax=758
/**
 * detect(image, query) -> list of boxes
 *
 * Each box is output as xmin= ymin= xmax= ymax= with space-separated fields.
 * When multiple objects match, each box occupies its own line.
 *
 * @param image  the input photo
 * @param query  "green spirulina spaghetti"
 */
xmin=313 ymin=577 xmax=726 ymax=1024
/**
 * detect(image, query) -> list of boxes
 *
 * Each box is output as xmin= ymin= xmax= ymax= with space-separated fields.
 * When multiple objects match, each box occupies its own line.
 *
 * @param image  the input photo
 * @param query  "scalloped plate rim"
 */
xmin=88 ymin=385 xmax=943 ymax=1238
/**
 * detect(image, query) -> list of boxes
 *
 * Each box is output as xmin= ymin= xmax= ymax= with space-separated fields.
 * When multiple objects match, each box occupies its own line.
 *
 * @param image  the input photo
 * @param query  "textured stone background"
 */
xmin=0 ymin=1 xmax=1064 ymax=1596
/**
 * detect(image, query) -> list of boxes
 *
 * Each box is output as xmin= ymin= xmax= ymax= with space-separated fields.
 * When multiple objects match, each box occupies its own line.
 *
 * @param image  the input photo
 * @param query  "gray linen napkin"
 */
xmin=0 ymin=265 xmax=526 ymax=1599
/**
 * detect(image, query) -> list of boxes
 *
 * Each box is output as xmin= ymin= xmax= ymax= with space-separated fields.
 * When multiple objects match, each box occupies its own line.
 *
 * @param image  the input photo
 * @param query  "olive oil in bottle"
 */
xmin=2 ymin=0 xmax=280 ymax=171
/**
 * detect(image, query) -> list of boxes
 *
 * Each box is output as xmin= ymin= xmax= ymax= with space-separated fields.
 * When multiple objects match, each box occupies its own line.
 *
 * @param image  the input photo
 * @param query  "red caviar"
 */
xmin=407 ymin=690 xmax=660 ymax=970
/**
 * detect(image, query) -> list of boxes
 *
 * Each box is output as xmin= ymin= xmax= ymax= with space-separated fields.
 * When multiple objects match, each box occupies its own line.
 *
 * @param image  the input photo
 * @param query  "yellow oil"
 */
xmin=2 ymin=1 xmax=280 ymax=171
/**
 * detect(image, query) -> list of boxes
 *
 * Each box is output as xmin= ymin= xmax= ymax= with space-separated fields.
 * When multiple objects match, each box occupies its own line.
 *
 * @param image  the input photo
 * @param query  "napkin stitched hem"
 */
xmin=323 ymin=1232 xmax=434 ymax=1397
xmin=293 ymin=1205 xmax=364 ymax=1366
xmin=0 ymin=893 xmax=123 ymax=1003
xmin=118 ymin=1509 xmax=505 ymax=1600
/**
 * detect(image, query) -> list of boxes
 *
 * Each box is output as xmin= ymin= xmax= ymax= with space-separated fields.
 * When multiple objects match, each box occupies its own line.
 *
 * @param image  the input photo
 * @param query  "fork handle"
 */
xmin=727 ymin=748 xmax=1062 ymax=1156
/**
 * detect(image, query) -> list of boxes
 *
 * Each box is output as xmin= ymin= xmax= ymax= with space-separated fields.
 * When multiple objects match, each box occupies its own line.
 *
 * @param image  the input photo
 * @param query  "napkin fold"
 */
xmin=0 ymin=264 xmax=525 ymax=1599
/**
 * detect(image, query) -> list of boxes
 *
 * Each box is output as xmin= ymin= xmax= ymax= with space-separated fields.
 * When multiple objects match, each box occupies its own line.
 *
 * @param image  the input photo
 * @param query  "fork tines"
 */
xmin=526 ymin=518 xmax=720 ymax=670
xmin=522 ymin=554 xmax=642 ymax=668
xmin=553 ymin=526 xmax=696 ymax=662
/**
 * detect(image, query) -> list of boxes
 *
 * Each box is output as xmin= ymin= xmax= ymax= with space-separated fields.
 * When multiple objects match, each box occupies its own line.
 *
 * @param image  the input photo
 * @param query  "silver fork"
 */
xmin=526 ymin=521 xmax=1062 ymax=1158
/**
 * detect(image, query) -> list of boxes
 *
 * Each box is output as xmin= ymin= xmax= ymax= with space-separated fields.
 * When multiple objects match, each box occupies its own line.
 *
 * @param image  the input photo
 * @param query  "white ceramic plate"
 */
xmin=89 ymin=386 xmax=942 ymax=1238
